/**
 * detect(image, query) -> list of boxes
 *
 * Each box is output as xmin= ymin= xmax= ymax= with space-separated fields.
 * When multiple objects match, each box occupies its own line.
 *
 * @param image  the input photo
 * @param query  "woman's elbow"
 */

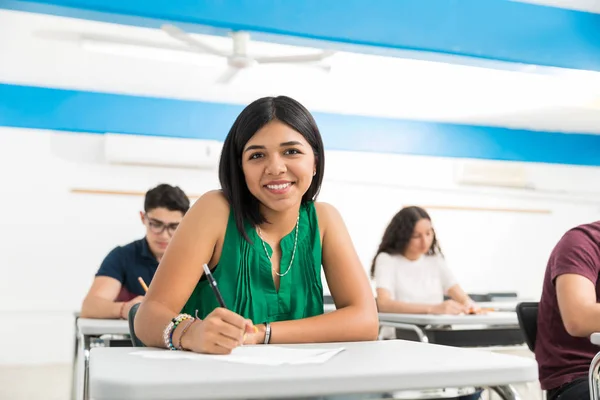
xmin=353 ymin=305 xmax=380 ymax=341
xmin=133 ymin=303 xmax=151 ymax=344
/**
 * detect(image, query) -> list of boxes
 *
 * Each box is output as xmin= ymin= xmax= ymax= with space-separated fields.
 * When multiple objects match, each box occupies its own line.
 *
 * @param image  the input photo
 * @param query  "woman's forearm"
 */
xmin=135 ymin=299 xmax=178 ymax=348
xmin=268 ymin=305 xmax=379 ymax=343
xmin=80 ymin=295 xmax=123 ymax=319
xmin=377 ymin=298 xmax=434 ymax=314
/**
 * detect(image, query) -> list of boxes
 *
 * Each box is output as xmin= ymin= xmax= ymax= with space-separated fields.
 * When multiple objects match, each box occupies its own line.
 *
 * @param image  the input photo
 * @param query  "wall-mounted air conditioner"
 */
xmin=103 ymin=133 xmax=222 ymax=169
xmin=454 ymin=160 xmax=531 ymax=189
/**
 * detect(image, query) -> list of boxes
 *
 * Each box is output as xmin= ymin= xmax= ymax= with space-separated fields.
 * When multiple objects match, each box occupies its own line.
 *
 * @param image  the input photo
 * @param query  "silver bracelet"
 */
xmin=263 ymin=322 xmax=271 ymax=344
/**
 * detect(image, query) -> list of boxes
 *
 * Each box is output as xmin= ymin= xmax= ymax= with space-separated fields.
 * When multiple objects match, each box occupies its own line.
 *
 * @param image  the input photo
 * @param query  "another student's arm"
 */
xmin=135 ymin=191 xmax=252 ymax=352
xmin=557 ymin=275 xmax=600 ymax=339
xmin=556 ymin=274 xmax=600 ymax=337
xmin=80 ymin=276 xmax=142 ymax=319
xmin=376 ymin=288 xmax=467 ymax=315
xmin=265 ymin=203 xmax=379 ymax=343
xmin=555 ymin=229 xmax=600 ymax=337
xmin=446 ymin=285 xmax=474 ymax=307
xmin=376 ymin=288 xmax=430 ymax=313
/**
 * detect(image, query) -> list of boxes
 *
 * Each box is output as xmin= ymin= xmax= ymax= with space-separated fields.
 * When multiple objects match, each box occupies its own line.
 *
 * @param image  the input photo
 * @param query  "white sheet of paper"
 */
xmin=131 ymin=346 xmax=344 ymax=365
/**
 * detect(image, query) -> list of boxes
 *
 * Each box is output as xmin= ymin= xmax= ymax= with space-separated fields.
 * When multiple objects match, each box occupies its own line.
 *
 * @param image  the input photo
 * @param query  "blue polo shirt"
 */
xmin=96 ymin=238 xmax=158 ymax=301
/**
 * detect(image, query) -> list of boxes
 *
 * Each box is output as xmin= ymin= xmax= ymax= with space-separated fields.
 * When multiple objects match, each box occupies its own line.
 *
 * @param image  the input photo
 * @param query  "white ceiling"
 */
xmin=517 ymin=0 xmax=600 ymax=13
xmin=2 ymin=9 xmax=600 ymax=134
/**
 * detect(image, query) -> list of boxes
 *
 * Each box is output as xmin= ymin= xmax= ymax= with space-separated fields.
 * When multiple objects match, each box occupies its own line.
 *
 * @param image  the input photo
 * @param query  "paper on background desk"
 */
xmin=131 ymin=346 xmax=345 ymax=366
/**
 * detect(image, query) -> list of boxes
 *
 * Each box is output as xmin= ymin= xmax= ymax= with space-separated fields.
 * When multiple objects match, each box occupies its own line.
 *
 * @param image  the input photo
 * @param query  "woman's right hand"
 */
xmin=181 ymin=308 xmax=255 ymax=354
xmin=429 ymin=300 xmax=468 ymax=315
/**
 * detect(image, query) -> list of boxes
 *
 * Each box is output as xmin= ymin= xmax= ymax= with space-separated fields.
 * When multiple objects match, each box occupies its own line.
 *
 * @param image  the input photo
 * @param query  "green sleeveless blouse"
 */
xmin=181 ymin=201 xmax=324 ymax=323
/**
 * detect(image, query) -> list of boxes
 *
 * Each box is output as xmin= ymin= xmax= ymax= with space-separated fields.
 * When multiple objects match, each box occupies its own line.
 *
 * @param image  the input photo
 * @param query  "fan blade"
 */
xmin=254 ymin=50 xmax=335 ymax=64
xmin=216 ymin=67 xmax=242 ymax=84
xmin=161 ymin=24 xmax=227 ymax=57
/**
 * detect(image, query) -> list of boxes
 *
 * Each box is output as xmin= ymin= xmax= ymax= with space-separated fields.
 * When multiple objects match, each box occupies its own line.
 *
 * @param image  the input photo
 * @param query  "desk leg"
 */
xmin=378 ymin=322 xmax=429 ymax=343
xmin=588 ymin=351 xmax=600 ymax=400
xmin=70 ymin=318 xmax=79 ymax=400
xmin=70 ymin=331 xmax=87 ymax=400
xmin=490 ymin=384 xmax=521 ymax=400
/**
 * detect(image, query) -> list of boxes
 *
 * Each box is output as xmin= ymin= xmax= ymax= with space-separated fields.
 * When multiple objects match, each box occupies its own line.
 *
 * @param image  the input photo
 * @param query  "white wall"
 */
xmin=2 ymin=126 xmax=600 ymax=364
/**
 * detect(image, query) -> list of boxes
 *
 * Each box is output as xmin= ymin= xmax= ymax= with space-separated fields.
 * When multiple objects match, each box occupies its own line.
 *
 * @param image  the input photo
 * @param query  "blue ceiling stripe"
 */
xmin=1 ymin=83 xmax=600 ymax=166
xmin=5 ymin=0 xmax=600 ymax=71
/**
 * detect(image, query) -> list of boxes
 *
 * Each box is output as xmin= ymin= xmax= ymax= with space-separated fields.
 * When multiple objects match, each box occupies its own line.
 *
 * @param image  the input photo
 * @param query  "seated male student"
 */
xmin=80 ymin=184 xmax=190 ymax=320
xmin=536 ymin=221 xmax=600 ymax=399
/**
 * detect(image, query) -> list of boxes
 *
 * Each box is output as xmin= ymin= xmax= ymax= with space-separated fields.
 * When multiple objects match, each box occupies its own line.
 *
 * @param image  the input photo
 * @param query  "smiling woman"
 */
xmin=135 ymin=95 xmax=379 ymax=354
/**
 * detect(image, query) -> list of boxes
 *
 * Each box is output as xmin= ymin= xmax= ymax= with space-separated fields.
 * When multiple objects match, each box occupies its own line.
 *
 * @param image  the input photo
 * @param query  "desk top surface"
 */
xmin=77 ymin=318 xmax=130 ymax=335
xmin=378 ymin=311 xmax=518 ymax=326
xmin=477 ymin=301 xmax=520 ymax=312
xmin=89 ymin=340 xmax=537 ymax=400
xmin=75 ymin=308 xmax=338 ymax=336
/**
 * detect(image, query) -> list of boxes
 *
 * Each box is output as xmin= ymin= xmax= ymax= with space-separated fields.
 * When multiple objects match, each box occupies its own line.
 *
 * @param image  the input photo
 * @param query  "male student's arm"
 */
xmin=555 ymin=229 xmax=600 ymax=337
xmin=80 ymin=248 xmax=143 ymax=319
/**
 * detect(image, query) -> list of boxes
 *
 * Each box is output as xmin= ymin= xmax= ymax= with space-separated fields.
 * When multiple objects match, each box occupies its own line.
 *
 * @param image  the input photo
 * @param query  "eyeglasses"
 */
xmin=144 ymin=214 xmax=180 ymax=236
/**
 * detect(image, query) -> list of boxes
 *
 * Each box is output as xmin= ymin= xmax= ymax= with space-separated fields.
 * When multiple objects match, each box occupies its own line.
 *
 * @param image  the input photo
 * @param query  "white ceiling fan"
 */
xmin=161 ymin=24 xmax=335 ymax=84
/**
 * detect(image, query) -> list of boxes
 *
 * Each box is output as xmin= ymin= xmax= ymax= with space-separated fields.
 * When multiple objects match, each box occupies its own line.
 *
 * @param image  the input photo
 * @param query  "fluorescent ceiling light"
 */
xmin=80 ymin=38 xmax=225 ymax=67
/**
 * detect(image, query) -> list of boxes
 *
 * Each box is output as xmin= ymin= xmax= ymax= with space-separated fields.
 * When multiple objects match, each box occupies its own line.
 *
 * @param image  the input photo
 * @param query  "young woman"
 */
xmin=372 ymin=206 xmax=480 ymax=323
xmin=135 ymin=96 xmax=378 ymax=353
xmin=372 ymin=206 xmax=482 ymax=400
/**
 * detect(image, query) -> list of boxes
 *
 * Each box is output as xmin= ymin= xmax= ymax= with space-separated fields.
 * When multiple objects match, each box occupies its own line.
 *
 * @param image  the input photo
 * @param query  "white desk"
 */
xmin=378 ymin=312 xmax=518 ymax=327
xmin=477 ymin=301 xmax=520 ymax=312
xmin=590 ymin=333 xmax=600 ymax=400
xmin=378 ymin=311 xmax=519 ymax=343
xmin=378 ymin=312 xmax=525 ymax=398
xmin=73 ymin=318 xmax=130 ymax=400
xmin=89 ymin=341 xmax=537 ymax=400
xmin=78 ymin=318 xmax=130 ymax=336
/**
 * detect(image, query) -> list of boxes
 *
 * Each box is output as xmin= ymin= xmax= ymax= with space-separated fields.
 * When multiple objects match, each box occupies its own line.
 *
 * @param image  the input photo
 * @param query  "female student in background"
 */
xmin=372 ymin=206 xmax=478 ymax=319
xmin=135 ymin=96 xmax=378 ymax=354
xmin=372 ymin=206 xmax=482 ymax=400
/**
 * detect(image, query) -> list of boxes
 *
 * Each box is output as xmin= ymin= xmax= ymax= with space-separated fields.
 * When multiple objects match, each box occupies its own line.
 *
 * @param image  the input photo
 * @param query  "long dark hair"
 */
xmin=370 ymin=206 xmax=443 ymax=277
xmin=219 ymin=96 xmax=325 ymax=241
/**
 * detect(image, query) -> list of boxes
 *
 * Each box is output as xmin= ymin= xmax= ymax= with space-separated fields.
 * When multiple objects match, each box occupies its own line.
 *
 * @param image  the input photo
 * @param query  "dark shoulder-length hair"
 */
xmin=219 ymin=96 xmax=325 ymax=241
xmin=370 ymin=206 xmax=443 ymax=277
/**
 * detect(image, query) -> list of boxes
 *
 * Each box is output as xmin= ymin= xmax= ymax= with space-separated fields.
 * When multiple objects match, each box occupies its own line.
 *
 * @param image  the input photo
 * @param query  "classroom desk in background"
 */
xmin=72 ymin=317 xmax=130 ymax=400
xmin=378 ymin=311 xmax=524 ymax=347
xmin=476 ymin=299 xmax=535 ymax=312
xmin=477 ymin=301 xmax=520 ymax=312
xmin=89 ymin=340 xmax=537 ymax=400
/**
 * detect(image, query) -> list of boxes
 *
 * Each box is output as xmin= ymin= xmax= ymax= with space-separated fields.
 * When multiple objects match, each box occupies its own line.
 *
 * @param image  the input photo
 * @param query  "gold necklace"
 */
xmin=256 ymin=214 xmax=300 ymax=277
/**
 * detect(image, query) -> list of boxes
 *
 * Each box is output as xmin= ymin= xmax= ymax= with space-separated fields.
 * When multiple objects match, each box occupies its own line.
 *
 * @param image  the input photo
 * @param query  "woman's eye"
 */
xmin=249 ymin=153 xmax=263 ymax=160
xmin=284 ymin=148 xmax=301 ymax=155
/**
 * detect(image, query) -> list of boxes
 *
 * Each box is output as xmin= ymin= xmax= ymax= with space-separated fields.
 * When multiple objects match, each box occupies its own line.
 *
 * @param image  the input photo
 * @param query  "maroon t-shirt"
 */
xmin=536 ymin=221 xmax=600 ymax=390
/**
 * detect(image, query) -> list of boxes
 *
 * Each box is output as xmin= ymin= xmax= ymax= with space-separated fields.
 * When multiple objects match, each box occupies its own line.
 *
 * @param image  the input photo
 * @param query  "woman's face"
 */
xmin=405 ymin=218 xmax=434 ymax=257
xmin=241 ymin=120 xmax=316 ymax=214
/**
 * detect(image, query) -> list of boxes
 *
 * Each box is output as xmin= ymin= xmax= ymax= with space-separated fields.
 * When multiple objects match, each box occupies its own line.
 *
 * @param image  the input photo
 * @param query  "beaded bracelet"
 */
xmin=163 ymin=313 xmax=193 ymax=350
xmin=177 ymin=318 xmax=198 ymax=350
